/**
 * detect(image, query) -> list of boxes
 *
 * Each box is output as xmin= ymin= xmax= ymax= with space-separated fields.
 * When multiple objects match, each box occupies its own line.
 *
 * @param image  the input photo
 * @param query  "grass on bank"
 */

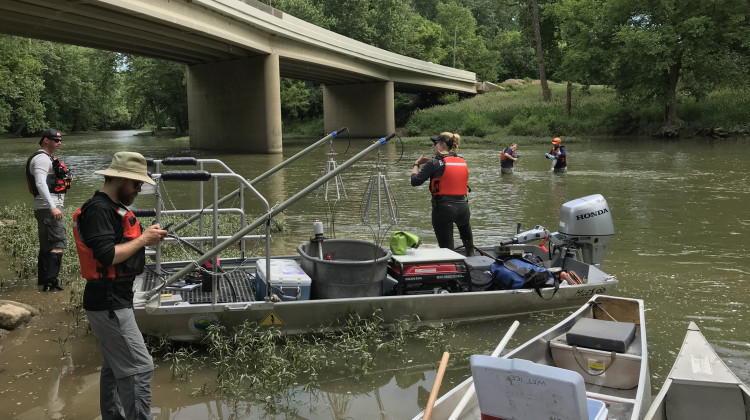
xmin=405 ymin=81 xmax=750 ymax=139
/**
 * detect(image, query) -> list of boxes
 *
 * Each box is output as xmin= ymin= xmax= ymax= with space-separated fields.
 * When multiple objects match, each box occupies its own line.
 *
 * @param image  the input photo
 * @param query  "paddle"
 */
xmin=423 ymin=351 xmax=451 ymax=420
xmin=447 ymin=320 xmax=520 ymax=420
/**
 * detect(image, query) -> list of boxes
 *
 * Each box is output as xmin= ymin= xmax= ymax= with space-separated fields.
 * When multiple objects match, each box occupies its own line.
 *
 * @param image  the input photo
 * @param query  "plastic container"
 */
xmin=550 ymin=329 xmax=642 ymax=389
xmin=254 ymin=259 xmax=311 ymax=302
xmin=464 ymin=255 xmax=495 ymax=290
xmin=297 ymin=239 xmax=391 ymax=299
xmin=471 ymin=355 xmax=593 ymax=420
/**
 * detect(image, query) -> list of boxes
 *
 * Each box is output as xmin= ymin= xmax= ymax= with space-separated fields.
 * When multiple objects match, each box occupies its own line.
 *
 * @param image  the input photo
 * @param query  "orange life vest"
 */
xmin=430 ymin=155 xmax=468 ymax=196
xmin=73 ymin=199 xmax=144 ymax=280
xmin=25 ymin=151 xmax=72 ymax=196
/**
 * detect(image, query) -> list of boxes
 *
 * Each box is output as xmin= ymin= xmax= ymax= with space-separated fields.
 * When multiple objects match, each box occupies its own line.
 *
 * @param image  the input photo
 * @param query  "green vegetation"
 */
xmin=0 ymin=204 xmax=81 ymax=286
xmin=551 ymin=0 xmax=750 ymax=135
xmin=1 ymin=0 xmax=748 ymax=139
xmin=282 ymin=118 xmax=325 ymax=138
xmin=405 ymin=82 xmax=750 ymax=139
xmin=146 ymin=311 xmax=465 ymax=415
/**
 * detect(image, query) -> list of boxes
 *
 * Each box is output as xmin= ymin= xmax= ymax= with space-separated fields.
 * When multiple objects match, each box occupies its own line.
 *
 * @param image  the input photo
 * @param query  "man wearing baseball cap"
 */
xmin=25 ymin=128 xmax=72 ymax=291
xmin=548 ymin=137 xmax=567 ymax=173
xmin=72 ymin=151 xmax=167 ymax=419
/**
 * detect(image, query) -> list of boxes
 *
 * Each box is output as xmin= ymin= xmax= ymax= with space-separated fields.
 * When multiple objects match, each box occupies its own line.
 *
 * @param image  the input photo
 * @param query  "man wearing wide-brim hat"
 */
xmin=72 ymin=151 xmax=166 ymax=419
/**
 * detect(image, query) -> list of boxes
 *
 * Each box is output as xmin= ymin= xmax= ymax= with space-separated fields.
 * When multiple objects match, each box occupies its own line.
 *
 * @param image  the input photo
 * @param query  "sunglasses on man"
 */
xmin=47 ymin=137 xmax=61 ymax=143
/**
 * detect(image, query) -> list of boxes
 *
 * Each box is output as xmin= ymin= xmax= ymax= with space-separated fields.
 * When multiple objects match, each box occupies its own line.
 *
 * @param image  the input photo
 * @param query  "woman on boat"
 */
xmin=410 ymin=132 xmax=474 ymax=256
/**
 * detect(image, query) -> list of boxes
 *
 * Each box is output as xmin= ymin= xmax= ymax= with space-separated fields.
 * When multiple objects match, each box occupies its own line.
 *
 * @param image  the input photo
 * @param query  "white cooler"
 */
xmin=255 ymin=259 xmax=311 ymax=302
xmin=471 ymin=355 xmax=608 ymax=420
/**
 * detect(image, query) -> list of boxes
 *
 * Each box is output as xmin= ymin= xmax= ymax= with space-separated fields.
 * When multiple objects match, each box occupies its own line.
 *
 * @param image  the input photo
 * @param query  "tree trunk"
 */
xmin=531 ymin=0 xmax=550 ymax=102
xmin=664 ymin=60 xmax=681 ymax=126
xmin=566 ymin=81 xmax=572 ymax=117
xmin=657 ymin=58 xmax=682 ymax=137
xmin=12 ymin=123 xmax=26 ymax=137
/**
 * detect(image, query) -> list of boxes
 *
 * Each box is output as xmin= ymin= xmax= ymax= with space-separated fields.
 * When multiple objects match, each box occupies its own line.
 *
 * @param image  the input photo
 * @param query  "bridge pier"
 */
xmin=323 ymin=82 xmax=395 ymax=138
xmin=187 ymin=55 xmax=282 ymax=153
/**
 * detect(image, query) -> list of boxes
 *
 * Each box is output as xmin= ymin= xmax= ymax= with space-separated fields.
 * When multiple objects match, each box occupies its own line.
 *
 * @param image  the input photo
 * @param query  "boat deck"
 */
xmin=140 ymin=269 xmax=256 ymax=304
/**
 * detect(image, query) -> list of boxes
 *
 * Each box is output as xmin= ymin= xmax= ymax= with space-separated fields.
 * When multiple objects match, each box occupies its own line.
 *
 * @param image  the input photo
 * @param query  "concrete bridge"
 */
xmin=0 ymin=0 xmax=477 ymax=153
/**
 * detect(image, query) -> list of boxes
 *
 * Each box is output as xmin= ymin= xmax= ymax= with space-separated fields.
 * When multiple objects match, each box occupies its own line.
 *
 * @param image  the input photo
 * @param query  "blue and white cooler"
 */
xmin=254 ymin=259 xmax=312 ymax=302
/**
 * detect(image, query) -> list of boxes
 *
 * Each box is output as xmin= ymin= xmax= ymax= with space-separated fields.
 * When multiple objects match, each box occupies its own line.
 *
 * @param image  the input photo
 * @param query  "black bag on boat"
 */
xmin=489 ymin=256 xmax=557 ymax=299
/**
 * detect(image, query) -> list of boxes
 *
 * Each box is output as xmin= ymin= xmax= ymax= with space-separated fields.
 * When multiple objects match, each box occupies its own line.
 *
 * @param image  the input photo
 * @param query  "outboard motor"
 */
xmin=555 ymin=194 xmax=614 ymax=267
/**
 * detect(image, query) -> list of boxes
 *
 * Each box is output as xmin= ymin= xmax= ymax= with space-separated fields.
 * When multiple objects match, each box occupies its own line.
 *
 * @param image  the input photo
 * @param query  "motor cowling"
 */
xmin=557 ymin=194 xmax=614 ymax=267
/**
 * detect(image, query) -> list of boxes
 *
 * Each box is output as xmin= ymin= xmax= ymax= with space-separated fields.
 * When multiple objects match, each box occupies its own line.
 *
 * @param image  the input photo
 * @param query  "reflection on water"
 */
xmin=1 ymin=131 xmax=750 ymax=418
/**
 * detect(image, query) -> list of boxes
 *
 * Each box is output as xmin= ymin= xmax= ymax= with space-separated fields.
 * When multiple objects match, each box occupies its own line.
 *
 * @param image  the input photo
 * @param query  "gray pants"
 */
xmin=34 ymin=207 xmax=67 ymax=287
xmin=87 ymin=308 xmax=154 ymax=420
xmin=501 ymin=167 xmax=514 ymax=175
xmin=34 ymin=207 xmax=67 ymax=250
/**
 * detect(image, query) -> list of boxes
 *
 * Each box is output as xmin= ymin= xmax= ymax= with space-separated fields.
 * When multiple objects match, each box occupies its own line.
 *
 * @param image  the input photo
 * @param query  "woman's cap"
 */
xmin=552 ymin=137 xmax=561 ymax=145
xmin=430 ymin=134 xmax=454 ymax=148
xmin=95 ymin=151 xmax=155 ymax=185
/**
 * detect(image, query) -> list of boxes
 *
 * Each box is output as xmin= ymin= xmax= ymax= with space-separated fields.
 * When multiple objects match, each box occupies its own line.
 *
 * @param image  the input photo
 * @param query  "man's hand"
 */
xmin=51 ymin=207 xmax=63 ymax=220
xmin=112 ymin=224 xmax=168 ymax=265
xmin=141 ymin=224 xmax=168 ymax=246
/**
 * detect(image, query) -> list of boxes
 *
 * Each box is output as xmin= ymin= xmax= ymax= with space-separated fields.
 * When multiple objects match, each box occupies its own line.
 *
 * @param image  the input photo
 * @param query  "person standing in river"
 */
xmin=410 ymin=132 xmax=474 ymax=256
xmin=500 ymin=143 xmax=519 ymax=175
xmin=548 ymin=137 xmax=567 ymax=173
xmin=25 ymin=128 xmax=72 ymax=292
xmin=73 ymin=152 xmax=167 ymax=420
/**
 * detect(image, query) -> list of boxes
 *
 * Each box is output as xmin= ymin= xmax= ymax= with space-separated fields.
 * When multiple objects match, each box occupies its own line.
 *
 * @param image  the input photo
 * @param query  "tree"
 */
xmin=434 ymin=1 xmax=499 ymax=81
xmin=122 ymin=56 xmax=188 ymax=134
xmin=280 ymin=78 xmax=313 ymax=120
xmin=39 ymin=46 xmax=125 ymax=131
xmin=0 ymin=36 xmax=46 ymax=135
xmin=491 ymin=29 xmax=537 ymax=80
xmin=553 ymin=0 xmax=750 ymax=134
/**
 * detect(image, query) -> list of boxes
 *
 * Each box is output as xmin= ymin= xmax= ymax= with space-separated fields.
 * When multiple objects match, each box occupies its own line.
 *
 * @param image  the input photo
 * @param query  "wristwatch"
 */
xmin=413 ymin=163 xmax=420 ymax=168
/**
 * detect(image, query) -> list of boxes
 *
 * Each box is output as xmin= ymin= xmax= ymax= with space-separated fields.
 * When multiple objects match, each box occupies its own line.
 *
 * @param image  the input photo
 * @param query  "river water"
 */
xmin=1 ymin=131 xmax=749 ymax=419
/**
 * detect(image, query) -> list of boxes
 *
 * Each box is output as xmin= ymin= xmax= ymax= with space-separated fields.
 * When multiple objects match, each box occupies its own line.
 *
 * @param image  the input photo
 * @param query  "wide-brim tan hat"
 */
xmin=95 ymin=151 xmax=155 ymax=185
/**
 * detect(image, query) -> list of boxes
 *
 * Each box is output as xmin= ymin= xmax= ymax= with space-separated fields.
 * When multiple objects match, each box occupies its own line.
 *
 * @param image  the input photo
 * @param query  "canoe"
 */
xmin=643 ymin=321 xmax=750 ymax=420
xmin=413 ymin=294 xmax=650 ymax=420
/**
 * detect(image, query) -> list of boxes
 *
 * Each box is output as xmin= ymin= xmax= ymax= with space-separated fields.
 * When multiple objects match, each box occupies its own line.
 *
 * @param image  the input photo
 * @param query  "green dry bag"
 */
xmin=390 ymin=231 xmax=420 ymax=255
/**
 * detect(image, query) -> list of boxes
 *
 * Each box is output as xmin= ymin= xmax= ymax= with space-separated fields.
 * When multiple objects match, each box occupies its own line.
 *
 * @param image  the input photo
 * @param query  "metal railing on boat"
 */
xmin=164 ymin=127 xmax=348 ymax=235
xmin=138 ymin=130 xmax=397 ymax=308
xmin=142 ymin=158 xmax=271 ymax=305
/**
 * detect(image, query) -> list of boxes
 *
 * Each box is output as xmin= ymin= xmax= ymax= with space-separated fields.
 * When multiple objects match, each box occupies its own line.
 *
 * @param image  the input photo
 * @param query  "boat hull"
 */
xmin=644 ymin=321 xmax=750 ymax=420
xmin=133 ymin=275 xmax=617 ymax=342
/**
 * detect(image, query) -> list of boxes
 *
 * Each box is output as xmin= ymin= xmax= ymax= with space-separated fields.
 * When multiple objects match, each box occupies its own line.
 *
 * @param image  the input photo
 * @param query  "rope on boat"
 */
xmin=589 ymin=300 xmax=618 ymax=322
